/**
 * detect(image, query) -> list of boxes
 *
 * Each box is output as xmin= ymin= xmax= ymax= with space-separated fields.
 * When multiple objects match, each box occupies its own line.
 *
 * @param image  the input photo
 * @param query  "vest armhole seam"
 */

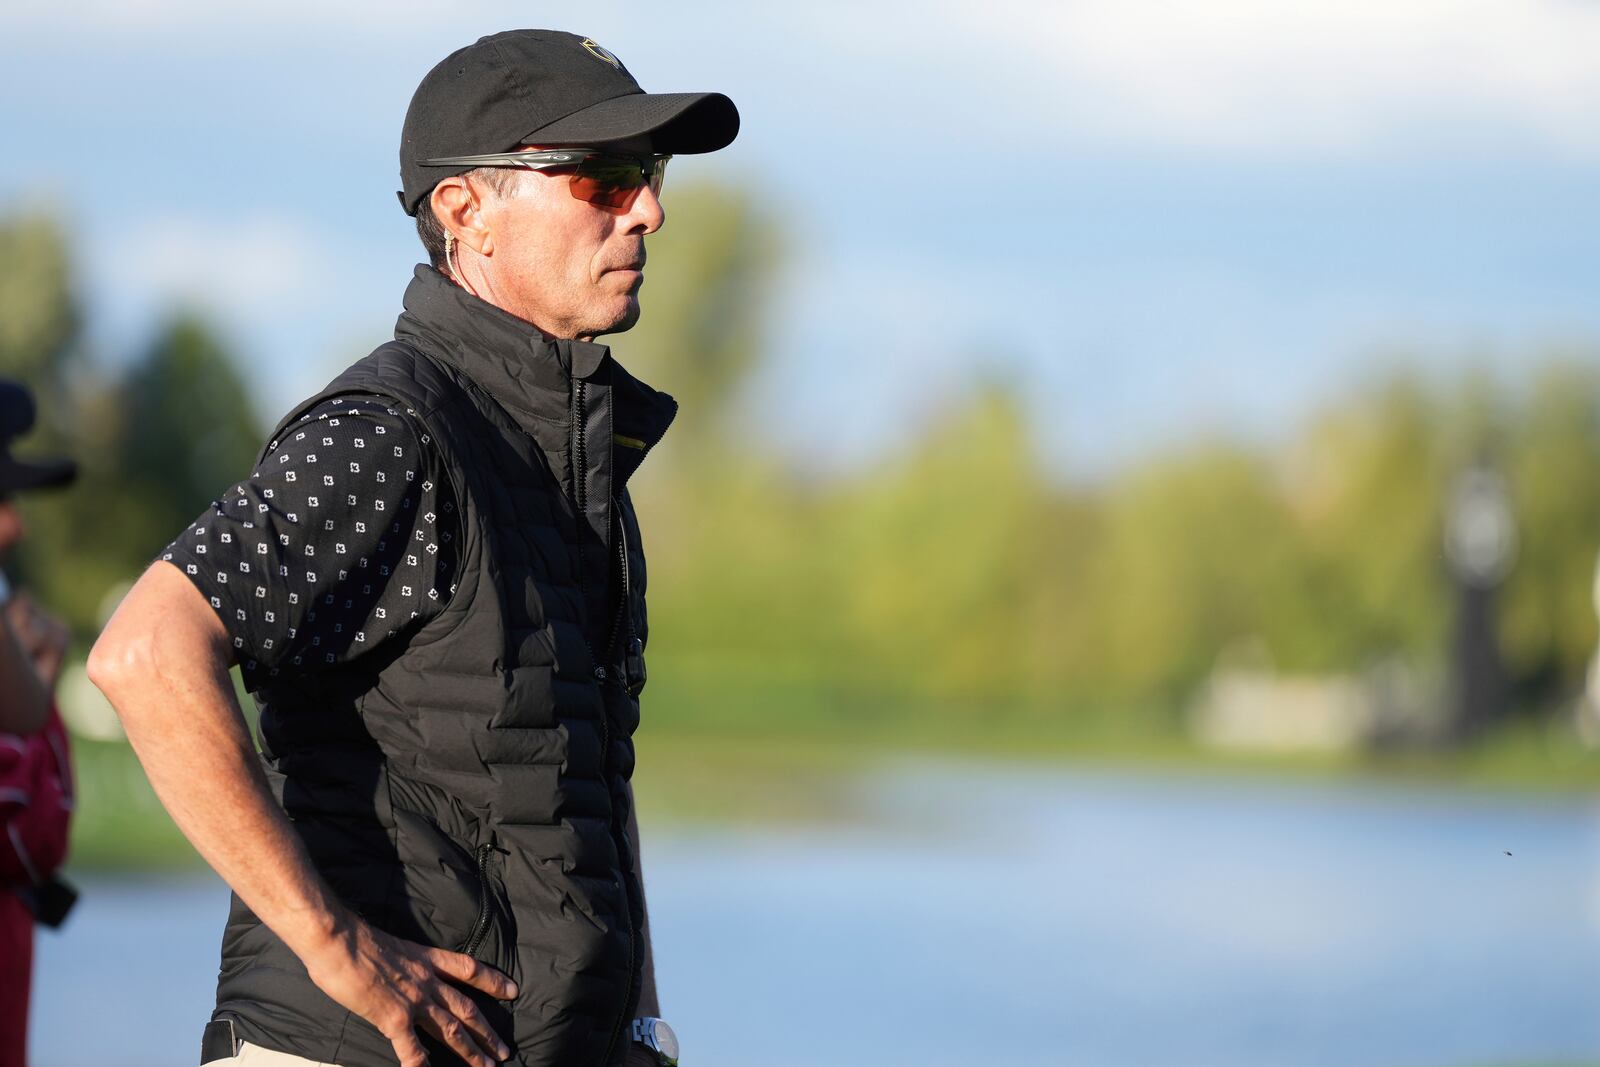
xmin=386 ymin=394 xmax=480 ymax=654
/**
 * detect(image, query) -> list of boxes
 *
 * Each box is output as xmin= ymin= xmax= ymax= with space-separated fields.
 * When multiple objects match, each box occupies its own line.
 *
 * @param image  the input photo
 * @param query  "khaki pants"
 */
xmin=210 ymin=1042 xmax=339 ymax=1066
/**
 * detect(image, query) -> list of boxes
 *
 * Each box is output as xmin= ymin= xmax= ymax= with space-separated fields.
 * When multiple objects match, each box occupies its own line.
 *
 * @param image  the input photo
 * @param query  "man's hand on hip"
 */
xmin=87 ymin=562 xmax=516 ymax=1066
xmin=302 ymin=915 xmax=517 ymax=1067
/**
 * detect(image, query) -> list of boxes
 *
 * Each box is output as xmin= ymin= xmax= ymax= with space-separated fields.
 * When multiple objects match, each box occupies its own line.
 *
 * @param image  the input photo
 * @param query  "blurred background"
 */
xmin=5 ymin=1 xmax=1600 ymax=1064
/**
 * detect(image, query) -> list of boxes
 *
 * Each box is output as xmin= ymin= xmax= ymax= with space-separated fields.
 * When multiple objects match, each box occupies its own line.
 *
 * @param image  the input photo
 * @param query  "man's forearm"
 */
xmin=92 ymin=562 xmax=518 ymax=1064
xmin=88 ymin=562 xmax=351 ymax=958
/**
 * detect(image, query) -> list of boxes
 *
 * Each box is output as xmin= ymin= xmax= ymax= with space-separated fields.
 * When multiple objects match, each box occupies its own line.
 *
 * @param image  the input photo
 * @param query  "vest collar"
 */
xmin=392 ymin=265 xmax=676 ymax=477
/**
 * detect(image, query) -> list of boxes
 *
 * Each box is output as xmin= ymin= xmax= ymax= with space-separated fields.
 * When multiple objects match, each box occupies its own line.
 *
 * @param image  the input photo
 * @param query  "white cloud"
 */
xmin=874 ymin=0 xmax=1600 ymax=156
xmin=11 ymin=0 xmax=1600 ymax=159
xmin=100 ymin=214 xmax=326 ymax=316
xmin=82 ymin=212 xmax=377 ymax=416
xmin=3 ymin=0 xmax=477 ymax=31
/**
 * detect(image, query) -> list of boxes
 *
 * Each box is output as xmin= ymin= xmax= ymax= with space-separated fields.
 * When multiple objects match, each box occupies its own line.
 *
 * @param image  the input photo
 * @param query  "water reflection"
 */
xmin=31 ymin=760 xmax=1600 ymax=1067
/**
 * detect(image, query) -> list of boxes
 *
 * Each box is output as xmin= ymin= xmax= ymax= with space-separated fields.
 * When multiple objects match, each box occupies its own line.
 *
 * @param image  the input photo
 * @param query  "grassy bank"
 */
xmin=61 ymin=682 xmax=1600 ymax=873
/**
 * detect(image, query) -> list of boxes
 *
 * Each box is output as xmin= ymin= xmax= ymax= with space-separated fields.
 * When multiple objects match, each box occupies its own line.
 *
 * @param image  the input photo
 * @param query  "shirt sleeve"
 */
xmin=161 ymin=396 xmax=460 ymax=682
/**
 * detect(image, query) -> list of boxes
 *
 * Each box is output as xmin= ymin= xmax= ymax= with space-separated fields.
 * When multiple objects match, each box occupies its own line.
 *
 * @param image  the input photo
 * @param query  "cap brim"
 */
xmin=522 ymin=91 xmax=739 ymax=154
xmin=0 ymin=455 xmax=76 ymax=496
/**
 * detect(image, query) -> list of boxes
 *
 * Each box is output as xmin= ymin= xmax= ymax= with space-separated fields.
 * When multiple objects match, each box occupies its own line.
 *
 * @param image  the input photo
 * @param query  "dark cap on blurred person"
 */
xmin=398 ymin=29 xmax=740 ymax=216
xmin=0 ymin=380 xmax=76 ymax=498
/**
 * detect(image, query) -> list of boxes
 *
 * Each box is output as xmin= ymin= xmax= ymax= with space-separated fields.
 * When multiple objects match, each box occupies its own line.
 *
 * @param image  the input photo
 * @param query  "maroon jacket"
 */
xmin=1 ymin=703 xmax=73 ymax=1067
xmin=0 ymin=704 xmax=73 ymax=886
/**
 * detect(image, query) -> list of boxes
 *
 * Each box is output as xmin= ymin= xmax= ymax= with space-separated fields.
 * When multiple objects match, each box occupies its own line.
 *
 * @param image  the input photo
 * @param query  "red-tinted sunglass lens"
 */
xmin=569 ymin=158 xmax=646 ymax=209
xmin=566 ymin=157 xmax=668 ymax=209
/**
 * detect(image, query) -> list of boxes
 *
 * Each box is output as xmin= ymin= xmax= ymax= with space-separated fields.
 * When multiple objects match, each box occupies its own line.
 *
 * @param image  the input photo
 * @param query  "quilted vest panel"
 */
xmin=211 ymin=329 xmax=664 ymax=1067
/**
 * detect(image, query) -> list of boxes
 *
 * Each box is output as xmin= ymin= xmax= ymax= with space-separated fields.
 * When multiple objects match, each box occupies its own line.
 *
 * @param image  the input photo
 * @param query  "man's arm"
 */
xmin=88 ymin=561 xmax=515 ymax=1067
xmin=0 ymin=608 xmax=48 ymax=735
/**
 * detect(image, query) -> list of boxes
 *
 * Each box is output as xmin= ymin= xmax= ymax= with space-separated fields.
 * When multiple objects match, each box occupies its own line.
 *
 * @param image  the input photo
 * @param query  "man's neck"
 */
xmin=439 ymin=264 xmax=569 ymax=343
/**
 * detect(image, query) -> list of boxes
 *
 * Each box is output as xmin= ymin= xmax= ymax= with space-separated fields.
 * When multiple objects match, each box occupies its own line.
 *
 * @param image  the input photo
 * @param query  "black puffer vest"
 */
xmin=211 ymin=266 xmax=677 ymax=1067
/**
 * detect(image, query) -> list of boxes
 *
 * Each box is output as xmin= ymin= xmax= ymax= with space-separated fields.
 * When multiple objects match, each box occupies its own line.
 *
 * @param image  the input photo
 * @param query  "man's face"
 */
xmin=468 ymin=144 xmax=666 ymax=341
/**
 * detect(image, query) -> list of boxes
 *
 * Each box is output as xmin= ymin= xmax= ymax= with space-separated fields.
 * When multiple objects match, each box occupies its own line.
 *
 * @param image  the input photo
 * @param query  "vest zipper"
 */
xmin=573 ymin=377 xmax=639 ymax=1067
xmin=573 ymin=379 xmax=590 ymax=511
xmin=572 ymin=378 xmax=606 ymax=681
xmin=602 ymin=503 xmax=628 ymax=669
xmin=461 ymin=843 xmax=493 ymax=958
xmin=612 ymin=503 xmax=646 ymax=696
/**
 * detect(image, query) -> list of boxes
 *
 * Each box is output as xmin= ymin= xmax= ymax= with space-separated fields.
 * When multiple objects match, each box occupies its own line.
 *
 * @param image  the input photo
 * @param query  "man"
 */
xmin=0 ymin=379 xmax=75 ymax=739
xmin=89 ymin=30 xmax=737 ymax=1067
xmin=0 ymin=377 xmax=77 ymax=1067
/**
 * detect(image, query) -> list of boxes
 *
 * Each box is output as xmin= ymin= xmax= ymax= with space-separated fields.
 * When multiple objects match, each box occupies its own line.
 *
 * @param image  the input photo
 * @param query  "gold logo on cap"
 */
xmin=581 ymin=38 xmax=624 ymax=71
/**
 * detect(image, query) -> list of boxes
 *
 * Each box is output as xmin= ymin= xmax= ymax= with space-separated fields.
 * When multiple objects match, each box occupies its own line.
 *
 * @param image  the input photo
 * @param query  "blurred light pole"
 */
xmin=1576 ymin=551 xmax=1600 ymax=746
xmin=1443 ymin=461 xmax=1517 ymax=743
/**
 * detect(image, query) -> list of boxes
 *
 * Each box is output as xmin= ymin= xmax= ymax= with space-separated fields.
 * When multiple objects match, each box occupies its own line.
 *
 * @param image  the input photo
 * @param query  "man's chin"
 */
xmin=588 ymin=298 xmax=641 ymax=339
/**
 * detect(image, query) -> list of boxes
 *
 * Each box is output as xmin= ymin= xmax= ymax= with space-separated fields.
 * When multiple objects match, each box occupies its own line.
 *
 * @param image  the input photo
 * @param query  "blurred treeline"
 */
xmin=0 ymin=214 xmax=263 ymax=634
xmin=4 ymin=195 xmax=1600 ymax=748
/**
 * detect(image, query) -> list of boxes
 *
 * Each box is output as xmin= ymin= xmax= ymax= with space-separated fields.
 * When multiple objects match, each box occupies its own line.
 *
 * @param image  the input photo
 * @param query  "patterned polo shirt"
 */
xmin=162 ymin=397 xmax=458 ymax=685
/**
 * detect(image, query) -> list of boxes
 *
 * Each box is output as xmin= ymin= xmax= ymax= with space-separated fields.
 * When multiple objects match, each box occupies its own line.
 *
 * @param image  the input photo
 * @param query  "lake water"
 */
xmin=28 ymin=758 xmax=1600 ymax=1066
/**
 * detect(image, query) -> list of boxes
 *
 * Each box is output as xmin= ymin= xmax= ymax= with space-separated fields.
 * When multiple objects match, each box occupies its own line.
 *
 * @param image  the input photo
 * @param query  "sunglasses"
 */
xmin=418 ymin=148 xmax=671 ymax=210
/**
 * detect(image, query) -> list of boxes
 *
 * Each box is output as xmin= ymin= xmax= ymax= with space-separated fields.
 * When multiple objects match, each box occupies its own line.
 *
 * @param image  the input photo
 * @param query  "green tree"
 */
xmin=115 ymin=313 xmax=265 ymax=556
xmin=0 ymin=213 xmax=80 ymax=410
xmin=1090 ymin=441 xmax=1293 ymax=699
xmin=1501 ymin=362 xmax=1600 ymax=701
xmin=622 ymin=180 xmax=779 ymax=460
xmin=826 ymin=384 xmax=1051 ymax=701
xmin=9 ymin=296 xmax=264 ymax=632
xmin=1274 ymin=373 xmax=1451 ymax=673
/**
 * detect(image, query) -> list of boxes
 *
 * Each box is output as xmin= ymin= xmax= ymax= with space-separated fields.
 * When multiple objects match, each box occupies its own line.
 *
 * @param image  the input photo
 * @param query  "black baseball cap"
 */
xmin=398 ymin=29 xmax=740 ymax=217
xmin=0 ymin=380 xmax=75 ymax=499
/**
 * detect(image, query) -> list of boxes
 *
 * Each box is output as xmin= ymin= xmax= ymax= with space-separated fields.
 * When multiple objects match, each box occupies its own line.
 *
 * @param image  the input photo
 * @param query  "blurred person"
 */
xmin=0 ymin=378 xmax=78 ymax=1067
xmin=0 ymin=589 xmax=49 ymax=737
xmin=0 ymin=380 xmax=73 ymax=737
xmin=89 ymin=30 xmax=735 ymax=1067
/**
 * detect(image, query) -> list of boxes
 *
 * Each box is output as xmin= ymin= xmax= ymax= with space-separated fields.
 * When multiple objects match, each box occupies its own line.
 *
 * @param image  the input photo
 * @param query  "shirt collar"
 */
xmin=392 ymin=265 xmax=676 ymax=477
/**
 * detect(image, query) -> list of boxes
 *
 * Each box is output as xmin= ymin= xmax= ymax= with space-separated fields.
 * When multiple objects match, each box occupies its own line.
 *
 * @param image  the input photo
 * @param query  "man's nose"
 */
xmin=624 ymin=183 xmax=665 ymax=236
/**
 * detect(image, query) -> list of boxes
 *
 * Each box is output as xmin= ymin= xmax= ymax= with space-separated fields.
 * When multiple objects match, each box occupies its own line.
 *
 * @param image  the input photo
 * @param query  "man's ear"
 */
xmin=430 ymin=176 xmax=494 ymax=257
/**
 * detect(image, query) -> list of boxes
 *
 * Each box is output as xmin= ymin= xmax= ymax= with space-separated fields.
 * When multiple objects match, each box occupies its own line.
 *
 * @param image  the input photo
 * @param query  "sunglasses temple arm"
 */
xmin=417 ymin=149 xmax=601 ymax=167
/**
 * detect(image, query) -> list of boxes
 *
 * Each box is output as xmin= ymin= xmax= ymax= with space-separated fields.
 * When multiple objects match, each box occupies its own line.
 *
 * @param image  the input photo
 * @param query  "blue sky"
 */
xmin=3 ymin=1 xmax=1599 ymax=475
